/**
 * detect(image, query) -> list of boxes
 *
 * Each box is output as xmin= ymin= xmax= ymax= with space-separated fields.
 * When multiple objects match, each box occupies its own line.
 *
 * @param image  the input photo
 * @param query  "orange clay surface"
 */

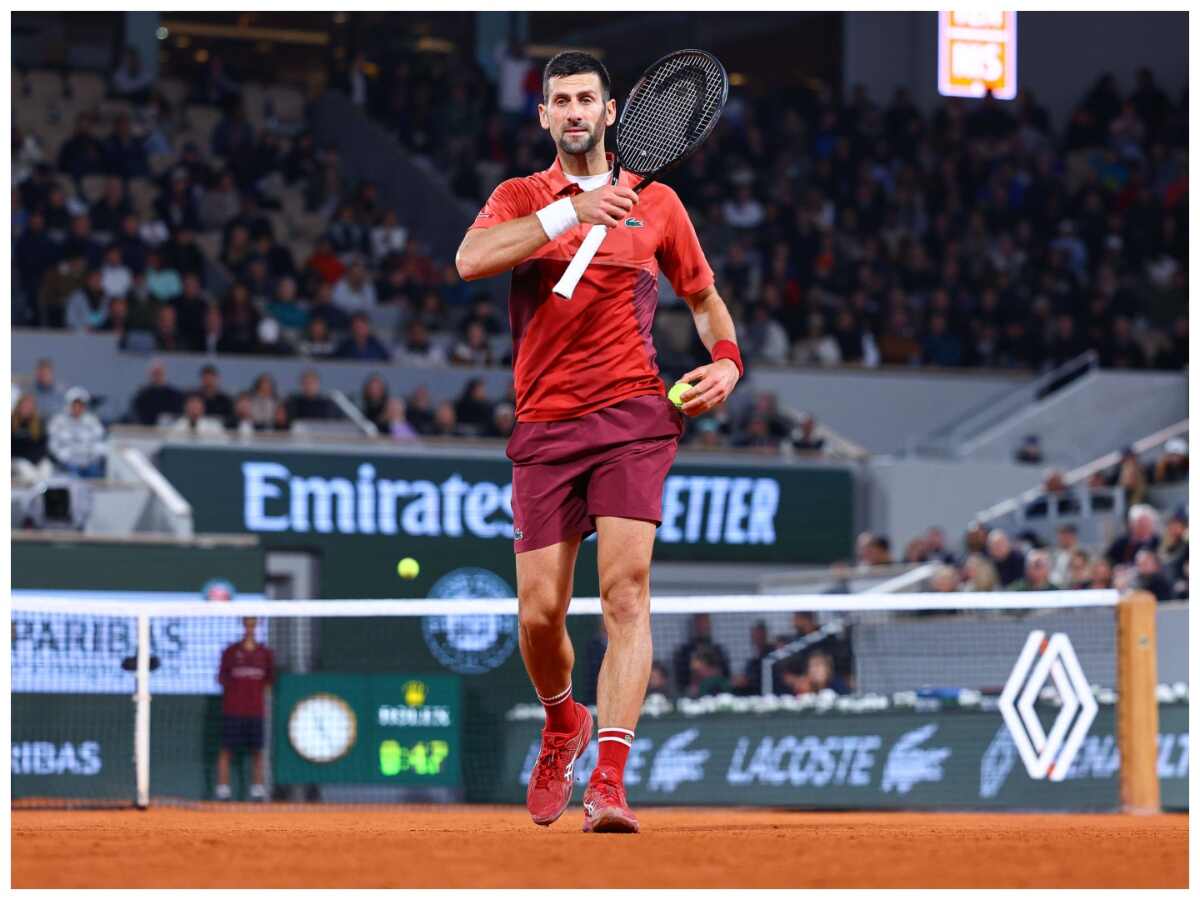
xmin=12 ymin=805 xmax=1188 ymax=888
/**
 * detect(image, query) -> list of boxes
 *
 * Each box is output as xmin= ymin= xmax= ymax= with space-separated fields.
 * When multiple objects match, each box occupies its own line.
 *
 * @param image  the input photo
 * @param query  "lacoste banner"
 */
xmin=486 ymin=704 xmax=1189 ymax=810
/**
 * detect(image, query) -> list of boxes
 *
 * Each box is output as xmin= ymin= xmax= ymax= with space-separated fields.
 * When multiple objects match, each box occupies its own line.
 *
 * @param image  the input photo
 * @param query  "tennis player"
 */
xmin=456 ymin=51 xmax=741 ymax=833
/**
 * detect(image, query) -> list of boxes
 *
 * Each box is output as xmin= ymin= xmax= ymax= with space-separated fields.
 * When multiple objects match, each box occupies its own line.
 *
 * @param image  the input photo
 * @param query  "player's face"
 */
xmin=539 ymin=73 xmax=616 ymax=156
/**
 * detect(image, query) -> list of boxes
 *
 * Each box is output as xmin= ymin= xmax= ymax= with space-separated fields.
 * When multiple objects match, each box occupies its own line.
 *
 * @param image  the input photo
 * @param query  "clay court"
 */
xmin=11 ymin=805 xmax=1188 ymax=888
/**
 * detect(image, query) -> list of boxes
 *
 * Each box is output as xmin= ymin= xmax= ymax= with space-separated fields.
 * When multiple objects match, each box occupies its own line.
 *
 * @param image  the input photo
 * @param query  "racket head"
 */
xmin=615 ymin=49 xmax=729 ymax=182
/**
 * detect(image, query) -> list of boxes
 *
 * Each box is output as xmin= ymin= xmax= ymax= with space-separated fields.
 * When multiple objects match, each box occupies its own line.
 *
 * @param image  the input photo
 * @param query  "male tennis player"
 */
xmin=456 ymin=51 xmax=741 ymax=833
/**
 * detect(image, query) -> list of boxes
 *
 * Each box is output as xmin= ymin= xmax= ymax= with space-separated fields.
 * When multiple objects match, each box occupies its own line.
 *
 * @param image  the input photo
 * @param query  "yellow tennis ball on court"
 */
xmin=397 ymin=557 xmax=420 ymax=580
xmin=669 ymin=381 xmax=692 ymax=409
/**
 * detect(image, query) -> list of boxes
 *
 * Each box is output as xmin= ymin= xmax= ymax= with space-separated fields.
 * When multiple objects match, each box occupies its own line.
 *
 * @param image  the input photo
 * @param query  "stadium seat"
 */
xmin=158 ymin=77 xmax=188 ymax=108
xmin=67 ymin=70 xmax=105 ymax=107
xmin=127 ymin=177 xmax=158 ymax=216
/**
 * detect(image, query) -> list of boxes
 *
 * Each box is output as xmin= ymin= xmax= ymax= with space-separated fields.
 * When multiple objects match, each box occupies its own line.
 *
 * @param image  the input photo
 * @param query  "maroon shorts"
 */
xmin=506 ymin=393 xmax=684 ymax=553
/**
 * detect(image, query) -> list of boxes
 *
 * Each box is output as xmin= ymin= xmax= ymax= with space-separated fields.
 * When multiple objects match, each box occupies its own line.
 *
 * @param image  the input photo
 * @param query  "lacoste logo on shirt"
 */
xmin=514 ymin=527 xmax=524 ymax=540
xmin=624 ymin=217 xmax=645 ymax=228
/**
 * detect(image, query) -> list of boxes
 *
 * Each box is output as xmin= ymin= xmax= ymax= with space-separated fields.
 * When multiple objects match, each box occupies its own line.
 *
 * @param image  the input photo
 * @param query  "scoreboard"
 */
xmin=273 ymin=673 xmax=462 ymax=788
xmin=938 ymin=11 xmax=1017 ymax=101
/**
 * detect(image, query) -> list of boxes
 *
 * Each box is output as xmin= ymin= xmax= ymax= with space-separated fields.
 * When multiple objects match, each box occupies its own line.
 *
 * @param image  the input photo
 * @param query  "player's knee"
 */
xmin=600 ymin=576 xmax=649 ymax=629
xmin=518 ymin=589 xmax=567 ymax=634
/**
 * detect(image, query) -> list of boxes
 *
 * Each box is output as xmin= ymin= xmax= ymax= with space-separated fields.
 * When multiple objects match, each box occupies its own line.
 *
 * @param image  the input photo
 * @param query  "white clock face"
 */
xmin=288 ymin=693 xmax=357 ymax=763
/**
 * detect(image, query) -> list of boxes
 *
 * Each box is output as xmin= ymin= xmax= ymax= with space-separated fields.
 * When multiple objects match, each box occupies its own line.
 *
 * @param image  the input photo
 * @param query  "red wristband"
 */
xmin=711 ymin=340 xmax=744 ymax=377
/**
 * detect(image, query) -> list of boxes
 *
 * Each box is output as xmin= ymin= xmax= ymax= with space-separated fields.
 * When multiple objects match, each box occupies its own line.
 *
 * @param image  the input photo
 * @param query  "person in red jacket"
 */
xmin=215 ymin=617 xmax=275 ymax=801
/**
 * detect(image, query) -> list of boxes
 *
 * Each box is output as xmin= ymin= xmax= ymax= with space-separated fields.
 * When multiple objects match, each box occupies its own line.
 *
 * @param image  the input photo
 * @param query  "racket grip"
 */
xmin=552 ymin=224 xmax=608 ymax=299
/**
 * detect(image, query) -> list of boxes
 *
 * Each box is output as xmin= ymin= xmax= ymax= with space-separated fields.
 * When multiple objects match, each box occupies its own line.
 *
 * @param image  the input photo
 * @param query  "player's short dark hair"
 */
xmin=542 ymin=51 xmax=611 ymax=101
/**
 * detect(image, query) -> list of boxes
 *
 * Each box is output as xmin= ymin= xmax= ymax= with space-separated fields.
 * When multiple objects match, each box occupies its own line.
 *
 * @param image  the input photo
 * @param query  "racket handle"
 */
xmin=552 ymin=223 xmax=608 ymax=300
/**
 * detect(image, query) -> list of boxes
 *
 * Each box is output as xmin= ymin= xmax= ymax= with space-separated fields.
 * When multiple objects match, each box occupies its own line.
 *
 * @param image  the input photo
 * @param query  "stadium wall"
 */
xmin=844 ymin=11 xmax=1188 ymax=124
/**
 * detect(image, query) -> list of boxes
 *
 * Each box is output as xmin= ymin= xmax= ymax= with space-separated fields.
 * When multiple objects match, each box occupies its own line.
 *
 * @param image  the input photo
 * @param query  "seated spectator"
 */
xmin=248 ymin=373 xmax=278 ymax=428
xmin=1158 ymin=506 xmax=1188 ymax=588
xmin=647 ymin=661 xmax=674 ymax=700
xmin=327 ymin=204 xmax=367 ymax=255
xmin=395 ymin=320 xmax=446 ymax=366
xmin=332 ymin=257 xmax=379 ymax=313
xmin=863 ymin=535 xmax=894 ymax=567
xmin=460 ymin=296 xmax=505 ymax=336
xmin=38 ymin=251 xmax=87 ymax=329
xmin=104 ymin=113 xmax=149 ymax=179
xmin=267 ymin=277 xmax=309 ymax=335
xmin=271 ymin=403 xmax=292 ymax=432
xmin=58 ymin=113 xmax=108 ymax=184
xmin=960 ymin=553 xmax=1000 ymax=591
xmin=1049 ymin=523 xmax=1081 ymax=587
xmin=306 ymin=237 xmax=347 ymax=286
xmin=198 ymin=171 xmax=241 ymax=232
xmin=370 ymin=209 xmax=408 ymax=262
xmin=144 ymin=250 xmax=183 ymax=303
xmin=194 ymin=364 xmax=234 ymax=421
xmin=131 ymin=359 xmax=184 ymax=425
xmin=48 ymin=387 xmax=106 ymax=478
xmin=336 ymin=313 xmax=391 ymax=361
xmin=686 ymin=645 xmax=733 ymax=697
xmin=1014 ymin=434 xmax=1044 ymax=465
xmin=801 ymin=651 xmax=849 ymax=695
xmin=286 ymin=370 xmax=338 ymax=421
xmin=156 ymin=168 xmax=202 ymax=233
xmin=359 ymin=374 xmax=390 ymax=429
xmin=98 ymin=295 xmax=139 ymax=347
xmin=1010 ymin=550 xmax=1057 ymax=591
xmin=431 ymin=401 xmax=461 ymax=437
xmin=382 ymin=397 xmax=419 ymax=442
xmin=730 ymin=620 xmax=773 ymax=696
xmin=98 ymin=245 xmax=132 ymax=300
xmin=12 ymin=395 xmax=49 ymax=468
xmin=1066 ymin=549 xmax=1094 ymax=589
xmin=16 ymin=210 xmax=59 ymax=315
xmin=64 ymin=269 xmax=110 ymax=332
xmin=930 ymin=564 xmax=961 ymax=592
xmin=1088 ymin=557 xmax=1115 ymax=590
xmin=406 ymin=385 xmax=436 ymax=435
xmin=167 ymin=393 xmax=226 ymax=439
xmin=1134 ymin=549 xmax=1172 ymax=603
xmin=987 ymin=529 xmax=1026 ymax=587
xmin=165 ymin=225 xmax=206 ymax=277
xmin=32 ymin=358 xmax=67 ymax=420
xmin=450 ymin=321 xmax=494 ymax=366
xmin=484 ymin=402 xmax=515 ymax=439
xmin=672 ymin=613 xmax=730 ymax=694
xmin=153 ymin=304 xmax=187 ymax=352
xmin=1106 ymin=504 xmax=1162 ymax=566
xmin=792 ymin=413 xmax=825 ymax=453
xmin=307 ymin=281 xmax=350 ymax=334
xmin=220 ymin=282 xmax=262 ymax=352
xmin=454 ymin=378 xmax=493 ymax=434
xmin=299 ymin=317 xmax=337 ymax=359
xmin=111 ymin=47 xmax=153 ymax=104
xmin=1149 ymin=438 xmax=1189 ymax=483
xmin=230 ymin=392 xmax=258 ymax=437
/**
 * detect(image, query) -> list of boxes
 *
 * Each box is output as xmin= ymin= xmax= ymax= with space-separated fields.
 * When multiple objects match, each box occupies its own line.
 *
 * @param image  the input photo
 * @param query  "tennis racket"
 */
xmin=552 ymin=48 xmax=729 ymax=300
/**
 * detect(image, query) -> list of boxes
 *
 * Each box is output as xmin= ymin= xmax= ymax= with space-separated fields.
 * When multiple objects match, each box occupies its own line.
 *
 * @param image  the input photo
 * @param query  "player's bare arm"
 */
xmin=456 ymin=73 xmax=637 ymax=282
xmin=677 ymin=283 xmax=741 ymax=416
xmin=455 ymin=186 xmax=637 ymax=281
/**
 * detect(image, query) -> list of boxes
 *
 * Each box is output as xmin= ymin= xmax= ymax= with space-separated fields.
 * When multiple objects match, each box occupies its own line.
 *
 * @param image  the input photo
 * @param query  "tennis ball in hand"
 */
xmin=396 ymin=557 xmax=420 ymax=580
xmin=668 ymin=381 xmax=693 ymax=409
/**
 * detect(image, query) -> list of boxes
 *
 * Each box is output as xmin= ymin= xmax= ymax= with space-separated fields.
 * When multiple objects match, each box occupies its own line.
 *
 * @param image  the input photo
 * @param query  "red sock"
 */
xmin=597 ymin=728 xmax=634 ymax=780
xmin=537 ymin=682 xmax=577 ymax=733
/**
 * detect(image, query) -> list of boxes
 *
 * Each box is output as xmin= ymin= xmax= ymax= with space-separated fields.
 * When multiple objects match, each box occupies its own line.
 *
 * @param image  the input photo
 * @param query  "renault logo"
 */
xmin=998 ymin=630 xmax=1097 ymax=782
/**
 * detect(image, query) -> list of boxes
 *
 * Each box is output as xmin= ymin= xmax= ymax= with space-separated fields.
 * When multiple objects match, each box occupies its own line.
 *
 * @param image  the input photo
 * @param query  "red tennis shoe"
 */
xmin=526 ymin=701 xmax=592 ymax=826
xmin=582 ymin=765 xmax=640 ymax=833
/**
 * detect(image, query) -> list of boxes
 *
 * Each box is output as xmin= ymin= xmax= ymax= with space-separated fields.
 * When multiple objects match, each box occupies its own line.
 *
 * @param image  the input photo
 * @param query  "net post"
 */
xmin=1116 ymin=591 xmax=1160 ymax=815
xmin=135 ymin=613 xmax=151 ymax=810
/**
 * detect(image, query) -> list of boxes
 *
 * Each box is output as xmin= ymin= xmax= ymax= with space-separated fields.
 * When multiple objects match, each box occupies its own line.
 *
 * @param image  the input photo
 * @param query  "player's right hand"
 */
xmin=572 ymin=186 xmax=638 ymax=227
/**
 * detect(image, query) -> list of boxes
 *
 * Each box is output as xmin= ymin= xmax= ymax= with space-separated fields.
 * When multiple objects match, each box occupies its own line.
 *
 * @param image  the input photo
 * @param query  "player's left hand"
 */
xmin=677 ymin=359 xmax=740 ymax=416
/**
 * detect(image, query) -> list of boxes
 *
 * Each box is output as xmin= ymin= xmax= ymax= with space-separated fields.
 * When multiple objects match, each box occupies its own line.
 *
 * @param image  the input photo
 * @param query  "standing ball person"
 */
xmin=456 ymin=51 xmax=742 ymax=833
xmin=215 ymin=616 xmax=275 ymax=801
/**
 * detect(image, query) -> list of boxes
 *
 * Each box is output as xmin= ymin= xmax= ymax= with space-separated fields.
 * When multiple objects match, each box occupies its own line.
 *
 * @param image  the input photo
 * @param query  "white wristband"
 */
xmin=535 ymin=197 xmax=579 ymax=241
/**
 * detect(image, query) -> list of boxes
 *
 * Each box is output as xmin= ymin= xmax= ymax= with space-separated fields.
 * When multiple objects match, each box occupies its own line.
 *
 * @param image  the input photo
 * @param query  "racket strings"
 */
xmin=618 ymin=52 xmax=725 ymax=174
